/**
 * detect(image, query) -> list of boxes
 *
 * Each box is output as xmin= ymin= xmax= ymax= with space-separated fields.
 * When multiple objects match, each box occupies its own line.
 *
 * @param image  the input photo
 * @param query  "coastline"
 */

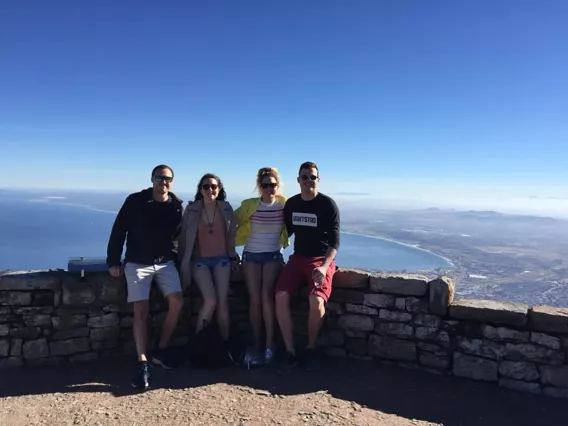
xmin=341 ymin=230 xmax=455 ymax=268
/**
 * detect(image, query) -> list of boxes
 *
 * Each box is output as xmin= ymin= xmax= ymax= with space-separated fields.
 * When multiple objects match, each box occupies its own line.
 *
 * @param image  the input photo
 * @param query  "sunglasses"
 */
xmin=154 ymin=175 xmax=173 ymax=183
xmin=202 ymin=183 xmax=218 ymax=191
xmin=261 ymin=183 xmax=277 ymax=189
xmin=300 ymin=174 xmax=318 ymax=181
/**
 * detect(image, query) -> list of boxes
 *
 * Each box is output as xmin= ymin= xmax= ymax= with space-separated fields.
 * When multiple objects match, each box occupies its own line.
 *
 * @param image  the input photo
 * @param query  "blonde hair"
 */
xmin=256 ymin=167 xmax=281 ymax=195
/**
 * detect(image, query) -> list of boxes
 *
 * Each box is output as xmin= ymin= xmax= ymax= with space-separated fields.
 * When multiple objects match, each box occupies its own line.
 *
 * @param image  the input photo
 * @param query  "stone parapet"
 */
xmin=1 ymin=267 xmax=567 ymax=399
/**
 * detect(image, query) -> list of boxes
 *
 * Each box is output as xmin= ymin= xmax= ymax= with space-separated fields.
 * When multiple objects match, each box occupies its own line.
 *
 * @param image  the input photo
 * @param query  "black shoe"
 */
xmin=303 ymin=348 xmax=319 ymax=372
xmin=132 ymin=361 xmax=151 ymax=389
xmin=152 ymin=348 xmax=175 ymax=370
xmin=276 ymin=351 xmax=299 ymax=376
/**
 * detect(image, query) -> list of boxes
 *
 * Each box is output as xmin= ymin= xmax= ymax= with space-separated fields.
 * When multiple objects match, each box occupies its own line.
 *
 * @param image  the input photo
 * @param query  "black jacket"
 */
xmin=106 ymin=188 xmax=183 ymax=267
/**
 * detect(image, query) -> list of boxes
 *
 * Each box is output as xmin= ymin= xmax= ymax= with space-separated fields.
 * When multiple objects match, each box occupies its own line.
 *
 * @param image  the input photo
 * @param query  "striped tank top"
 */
xmin=243 ymin=198 xmax=285 ymax=253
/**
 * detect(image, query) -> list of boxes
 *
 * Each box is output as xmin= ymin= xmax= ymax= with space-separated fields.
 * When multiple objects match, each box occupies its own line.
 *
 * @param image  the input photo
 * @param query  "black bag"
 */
xmin=186 ymin=319 xmax=228 ymax=369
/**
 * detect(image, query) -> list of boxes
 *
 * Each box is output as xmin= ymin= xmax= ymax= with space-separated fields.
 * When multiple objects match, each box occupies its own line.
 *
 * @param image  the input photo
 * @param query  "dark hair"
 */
xmin=298 ymin=161 xmax=318 ymax=176
xmin=151 ymin=164 xmax=174 ymax=177
xmin=194 ymin=173 xmax=227 ymax=201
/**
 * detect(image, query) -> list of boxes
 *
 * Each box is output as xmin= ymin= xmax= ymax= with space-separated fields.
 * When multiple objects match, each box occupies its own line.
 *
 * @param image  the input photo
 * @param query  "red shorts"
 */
xmin=275 ymin=255 xmax=337 ymax=302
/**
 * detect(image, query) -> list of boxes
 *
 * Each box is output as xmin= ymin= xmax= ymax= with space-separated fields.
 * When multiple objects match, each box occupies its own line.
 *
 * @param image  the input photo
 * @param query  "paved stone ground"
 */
xmin=0 ymin=356 xmax=565 ymax=426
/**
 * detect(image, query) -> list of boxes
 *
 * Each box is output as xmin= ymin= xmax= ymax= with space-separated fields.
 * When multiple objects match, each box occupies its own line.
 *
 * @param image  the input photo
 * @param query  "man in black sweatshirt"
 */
xmin=275 ymin=161 xmax=340 ymax=374
xmin=106 ymin=164 xmax=184 ymax=389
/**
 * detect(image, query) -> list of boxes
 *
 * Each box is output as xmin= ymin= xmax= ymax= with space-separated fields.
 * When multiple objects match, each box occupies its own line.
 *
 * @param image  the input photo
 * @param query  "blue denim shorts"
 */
xmin=192 ymin=256 xmax=230 ymax=269
xmin=241 ymin=250 xmax=284 ymax=266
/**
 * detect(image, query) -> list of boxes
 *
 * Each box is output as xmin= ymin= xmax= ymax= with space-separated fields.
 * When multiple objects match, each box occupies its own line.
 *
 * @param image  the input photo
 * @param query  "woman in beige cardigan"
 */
xmin=178 ymin=173 xmax=239 ymax=344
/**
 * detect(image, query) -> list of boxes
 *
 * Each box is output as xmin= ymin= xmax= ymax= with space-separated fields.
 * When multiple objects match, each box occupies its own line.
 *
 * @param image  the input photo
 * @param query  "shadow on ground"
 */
xmin=1 ymin=356 xmax=564 ymax=426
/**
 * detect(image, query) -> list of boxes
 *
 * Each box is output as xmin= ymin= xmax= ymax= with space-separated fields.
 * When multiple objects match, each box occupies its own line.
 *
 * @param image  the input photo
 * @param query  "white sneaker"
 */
xmin=264 ymin=347 xmax=275 ymax=364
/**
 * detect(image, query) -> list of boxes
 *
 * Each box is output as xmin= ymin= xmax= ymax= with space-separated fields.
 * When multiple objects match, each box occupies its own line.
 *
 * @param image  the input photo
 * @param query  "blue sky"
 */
xmin=1 ymin=1 xmax=567 ymax=212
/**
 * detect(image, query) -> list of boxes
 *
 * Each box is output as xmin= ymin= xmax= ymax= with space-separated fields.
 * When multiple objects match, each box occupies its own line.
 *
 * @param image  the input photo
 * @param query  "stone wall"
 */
xmin=1 ymin=268 xmax=568 ymax=399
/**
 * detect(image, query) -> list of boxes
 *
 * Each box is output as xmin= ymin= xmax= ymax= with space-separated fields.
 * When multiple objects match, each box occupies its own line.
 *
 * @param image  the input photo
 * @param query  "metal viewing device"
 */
xmin=68 ymin=257 xmax=110 ymax=277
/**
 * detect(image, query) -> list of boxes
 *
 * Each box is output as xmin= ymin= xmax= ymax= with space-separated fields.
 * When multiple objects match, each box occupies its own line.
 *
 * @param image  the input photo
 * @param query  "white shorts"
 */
xmin=123 ymin=261 xmax=182 ymax=303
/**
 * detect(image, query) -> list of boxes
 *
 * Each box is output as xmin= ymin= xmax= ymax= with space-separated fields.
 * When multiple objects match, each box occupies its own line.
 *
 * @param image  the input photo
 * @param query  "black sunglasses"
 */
xmin=202 ymin=183 xmax=218 ymax=191
xmin=261 ymin=182 xmax=277 ymax=189
xmin=300 ymin=174 xmax=318 ymax=181
xmin=154 ymin=175 xmax=173 ymax=183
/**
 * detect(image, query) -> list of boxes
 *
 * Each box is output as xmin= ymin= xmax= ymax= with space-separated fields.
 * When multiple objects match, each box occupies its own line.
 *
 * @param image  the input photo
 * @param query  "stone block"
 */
xmin=91 ymin=274 xmax=125 ymax=304
xmin=316 ymin=330 xmax=345 ymax=347
xmin=345 ymin=330 xmax=369 ymax=338
xmin=369 ymin=335 xmax=416 ymax=361
xmin=52 ymin=327 xmax=90 ymax=340
xmin=453 ymin=352 xmax=498 ymax=382
xmin=363 ymin=294 xmax=395 ymax=309
xmin=337 ymin=315 xmax=374 ymax=332
xmin=0 ymin=292 xmax=32 ymax=306
xmin=346 ymin=338 xmax=368 ymax=355
xmin=429 ymin=277 xmax=455 ymax=316
xmin=414 ymin=314 xmax=442 ymax=329
xmin=456 ymin=338 xmax=506 ymax=360
xmin=370 ymin=274 xmax=429 ymax=296
xmin=24 ymin=315 xmax=52 ymax=327
xmin=395 ymin=298 xmax=406 ymax=311
xmin=562 ymin=336 xmax=568 ymax=349
xmin=33 ymin=292 xmax=55 ymax=306
xmin=0 ymin=324 xmax=8 ymax=337
xmin=0 ymin=357 xmax=23 ymax=368
xmin=0 ymin=272 xmax=61 ymax=291
xmin=378 ymin=309 xmax=412 ymax=322
xmin=481 ymin=325 xmax=530 ymax=343
xmin=23 ymin=338 xmax=49 ymax=360
xmin=0 ymin=339 xmax=8 ymax=356
xmin=415 ymin=327 xmax=451 ymax=348
xmin=50 ymin=337 xmax=90 ymax=356
xmin=90 ymin=326 xmax=120 ymax=342
xmin=530 ymin=332 xmax=561 ymax=350
xmin=10 ymin=338 xmax=22 ymax=356
xmin=70 ymin=352 xmax=99 ymax=363
xmin=27 ymin=357 xmax=64 ymax=366
xmin=375 ymin=322 xmax=413 ymax=338
xmin=406 ymin=297 xmax=430 ymax=314
xmin=449 ymin=299 xmax=528 ymax=327
xmin=91 ymin=340 xmax=119 ymax=351
xmin=9 ymin=327 xmax=42 ymax=339
xmin=120 ymin=317 xmax=134 ymax=328
xmin=345 ymin=303 xmax=378 ymax=316
xmin=62 ymin=279 xmax=95 ymax=305
xmin=529 ymin=306 xmax=568 ymax=334
xmin=329 ymin=289 xmax=364 ymax=304
xmin=543 ymin=387 xmax=568 ymax=398
xmin=87 ymin=313 xmax=119 ymax=328
xmin=540 ymin=365 xmax=568 ymax=388
xmin=499 ymin=378 xmax=541 ymax=394
xmin=14 ymin=306 xmax=54 ymax=315
xmin=417 ymin=342 xmax=447 ymax=354
xmin=333 ymin=268 xmax=370 ymax=289
xmin=52 ymin=315 xmax=86 ymax=330
xmin=419 ymin=352 xmax=450 ymax=370
xmin=498 ymin=361 xmax=539 ymax=381
xmin=505 ymin=343 xmax=564 ymax=365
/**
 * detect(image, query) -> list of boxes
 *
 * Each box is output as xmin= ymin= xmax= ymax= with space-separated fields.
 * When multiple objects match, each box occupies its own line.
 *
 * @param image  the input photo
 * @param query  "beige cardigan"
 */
xmin=177 ymin=199 xmax=237 ymax=288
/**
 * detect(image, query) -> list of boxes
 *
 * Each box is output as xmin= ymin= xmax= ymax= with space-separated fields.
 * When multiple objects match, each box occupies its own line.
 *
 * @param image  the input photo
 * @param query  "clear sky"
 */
xmin=1 ymin=1 xmax=567 ymax=214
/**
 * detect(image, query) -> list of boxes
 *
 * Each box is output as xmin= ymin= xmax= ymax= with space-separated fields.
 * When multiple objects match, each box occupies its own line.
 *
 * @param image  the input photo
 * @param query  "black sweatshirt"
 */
xmin=283 ymin=192 xmax=340 ymax=257
xmin=106 ymin=188 xmax=183 ymax=267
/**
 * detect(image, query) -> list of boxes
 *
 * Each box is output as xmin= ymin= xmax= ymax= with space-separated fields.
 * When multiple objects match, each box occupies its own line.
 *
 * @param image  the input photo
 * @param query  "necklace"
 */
xmin=203 ymin=203 xmax=218 ymax=234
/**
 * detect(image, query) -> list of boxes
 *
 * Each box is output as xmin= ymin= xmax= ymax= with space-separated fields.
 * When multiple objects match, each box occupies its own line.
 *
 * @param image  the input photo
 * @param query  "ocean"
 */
xmin=0 ymin=198 xmax=451 ymax=273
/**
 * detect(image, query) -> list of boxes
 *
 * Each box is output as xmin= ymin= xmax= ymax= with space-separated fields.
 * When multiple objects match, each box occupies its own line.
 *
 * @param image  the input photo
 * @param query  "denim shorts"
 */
xmin=241 ymin=250 xmax=284 ymax=266
xmin=192 ymin=256 xmax=230 ymax=269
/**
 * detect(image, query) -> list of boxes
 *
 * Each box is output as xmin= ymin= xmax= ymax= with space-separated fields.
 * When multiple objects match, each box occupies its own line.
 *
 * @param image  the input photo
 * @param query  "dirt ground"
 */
xmin=0 ymin=356 xmax=565 ymax=426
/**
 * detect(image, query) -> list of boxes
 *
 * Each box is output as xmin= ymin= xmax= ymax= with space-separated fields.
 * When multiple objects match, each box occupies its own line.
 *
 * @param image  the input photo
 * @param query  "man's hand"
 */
xmin=109 ymin=266 xmax=123 ymax=278
xmin=312 ymin=264 xmax=328 ymax=288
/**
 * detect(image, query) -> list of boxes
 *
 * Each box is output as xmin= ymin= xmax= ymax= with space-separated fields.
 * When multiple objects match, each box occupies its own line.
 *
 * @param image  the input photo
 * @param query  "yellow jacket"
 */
xmin=234 ymin=195 xmax=290 ymax=249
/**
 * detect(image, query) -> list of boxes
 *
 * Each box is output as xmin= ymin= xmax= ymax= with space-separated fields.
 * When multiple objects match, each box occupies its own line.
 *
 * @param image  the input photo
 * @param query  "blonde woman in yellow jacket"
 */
xmin=234 ymin=167 xmax=289 ymax=366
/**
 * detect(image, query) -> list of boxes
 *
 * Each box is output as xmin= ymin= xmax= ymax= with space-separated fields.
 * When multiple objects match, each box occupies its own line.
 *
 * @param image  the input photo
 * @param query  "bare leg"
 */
xmin=307 ymin=294 xmax=326 ymax=348
xmin=132 ymin=300 xmax=149 ymax=362
xmin=243 ymin=261 xmax=263 ymax=349
xmin=262 ymin=261 xmax=283 ymax=350
xmin=159 ymin=292 xmax=184 ymax=348
xmin=212 ymin=262 xmax=231 ymax=341
xmin=193 ymin=265 xmax=217 ymax=333
xmin=275 ymin=291 xmax=295 ymax=355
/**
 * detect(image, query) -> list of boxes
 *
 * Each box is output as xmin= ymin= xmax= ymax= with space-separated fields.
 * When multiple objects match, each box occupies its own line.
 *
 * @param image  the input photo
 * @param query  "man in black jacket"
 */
xmin=107 ymin=164 xmax=184 ymax=389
